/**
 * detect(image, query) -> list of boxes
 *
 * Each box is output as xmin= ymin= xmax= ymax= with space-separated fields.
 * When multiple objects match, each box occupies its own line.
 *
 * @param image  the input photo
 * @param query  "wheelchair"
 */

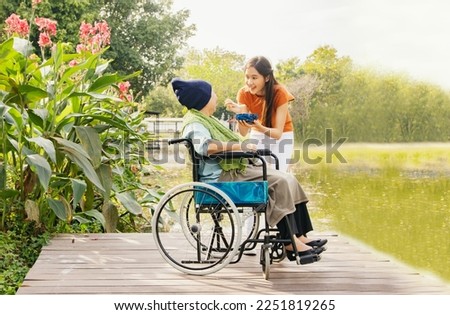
xmin=151 ymin=138 xmax=319 ymax=280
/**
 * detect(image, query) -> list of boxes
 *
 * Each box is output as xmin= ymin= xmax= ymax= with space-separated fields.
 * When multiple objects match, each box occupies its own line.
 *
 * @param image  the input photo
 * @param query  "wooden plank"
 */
xmin=17 ymin=232 xmax=450 ymax=295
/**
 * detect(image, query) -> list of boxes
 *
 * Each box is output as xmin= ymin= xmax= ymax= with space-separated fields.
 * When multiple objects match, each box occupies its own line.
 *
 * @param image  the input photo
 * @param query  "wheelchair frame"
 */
xmin=151 ymin=138 xmax=318 ymax=280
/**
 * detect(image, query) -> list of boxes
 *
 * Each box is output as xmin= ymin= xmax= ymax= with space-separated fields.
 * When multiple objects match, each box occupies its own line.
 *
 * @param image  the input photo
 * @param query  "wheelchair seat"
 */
xmin=195 ymin=181 xmax=268 ymax=206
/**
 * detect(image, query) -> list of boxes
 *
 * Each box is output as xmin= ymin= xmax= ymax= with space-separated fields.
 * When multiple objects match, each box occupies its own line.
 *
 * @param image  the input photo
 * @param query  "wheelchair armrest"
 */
xmin=256 ymin=149 xmax=280 ymax=170
xmin=209 ymin=151 xmax=269 ymax=180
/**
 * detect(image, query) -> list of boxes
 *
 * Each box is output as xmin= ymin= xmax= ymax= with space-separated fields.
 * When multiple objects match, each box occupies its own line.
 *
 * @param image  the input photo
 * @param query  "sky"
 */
xmin=171 ymin=0 xmax=450 ymax=90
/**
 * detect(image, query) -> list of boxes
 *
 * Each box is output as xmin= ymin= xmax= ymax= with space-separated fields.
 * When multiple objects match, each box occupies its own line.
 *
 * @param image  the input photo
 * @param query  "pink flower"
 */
xmin=69 ymin=60 xmax=78 ymax=67
xmin=34 ymin=17 xmax=57 ymax=49
xmin=38 ymin=32 xmax=52 ymax=47
xmin=118 ymin=81 xmax=130 ymax=93
xmin=35 ymin=17 xmax=57 ymax=36
xmin=78 ymin=20 xmax=111 ymax=54
xmin=118 ymin=82 xmax=133 ymax=102
xmin=4 ymin=13 xmax=29 ymax=38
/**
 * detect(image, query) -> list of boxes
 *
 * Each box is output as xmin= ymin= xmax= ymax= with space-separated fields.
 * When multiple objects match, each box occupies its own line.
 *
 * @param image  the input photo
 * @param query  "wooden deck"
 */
xmin=17 ymin=232 xmax=450 ymax=295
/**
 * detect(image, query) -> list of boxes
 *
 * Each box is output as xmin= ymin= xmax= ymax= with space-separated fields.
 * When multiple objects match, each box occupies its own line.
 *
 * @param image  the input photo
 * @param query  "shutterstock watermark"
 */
xmin=145 ymin=128 xmax=347 ymax=166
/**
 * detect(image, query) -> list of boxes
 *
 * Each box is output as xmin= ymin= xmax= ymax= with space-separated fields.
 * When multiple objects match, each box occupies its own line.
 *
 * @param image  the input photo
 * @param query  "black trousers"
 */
xmin=276 ymin=202 xmax=313 ymax=240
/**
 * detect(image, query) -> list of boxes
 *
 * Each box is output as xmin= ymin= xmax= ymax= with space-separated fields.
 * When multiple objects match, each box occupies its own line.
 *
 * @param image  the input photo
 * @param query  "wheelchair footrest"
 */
xmin=299 ymin=254 xmax=321 ymax=265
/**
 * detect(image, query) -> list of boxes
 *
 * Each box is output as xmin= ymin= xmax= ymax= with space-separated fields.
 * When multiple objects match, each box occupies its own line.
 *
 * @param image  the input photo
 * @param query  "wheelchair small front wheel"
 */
xmin=271 ymin=241 xmax=287 ymax=262
xmin=152 ymin=182 xmax=242 ymax=275
xmin=260 ymin=245 xmax=271 ymax=280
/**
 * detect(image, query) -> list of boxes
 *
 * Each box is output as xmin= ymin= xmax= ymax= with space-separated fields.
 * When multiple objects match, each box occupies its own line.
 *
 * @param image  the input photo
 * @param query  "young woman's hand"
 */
xmin=238 ymin=119 xmax=262 ymax=129
xmin=225 ymin=99 xmax=248 ymax=113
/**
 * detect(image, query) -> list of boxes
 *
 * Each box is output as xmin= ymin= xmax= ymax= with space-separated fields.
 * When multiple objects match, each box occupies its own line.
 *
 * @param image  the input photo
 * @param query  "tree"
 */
xmin=176 ymin=48 xmax=246 ymax=119
xmin=285 ymin=75 xmax=319 ymax=140
xmin=276 ymin=57 xmax=304 ymax=82
xmin=102 ymin=0 xmax=195 ymax=98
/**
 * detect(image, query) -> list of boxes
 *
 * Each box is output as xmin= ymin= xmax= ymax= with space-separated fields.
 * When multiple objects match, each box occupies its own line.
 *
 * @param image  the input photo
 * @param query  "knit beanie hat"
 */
xmin=171 ymin=78 xmax=212 ymax=111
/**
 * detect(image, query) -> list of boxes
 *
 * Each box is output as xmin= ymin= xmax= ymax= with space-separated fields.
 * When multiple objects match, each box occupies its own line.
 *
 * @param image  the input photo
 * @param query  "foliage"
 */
xmin=101 ymin=0 xmax=195 ymax=99
xmin=0 ymin=0 xmax=195 ymax=99
xmin=0 ymin=218 xmax=49 ymax=294
xmin=0 ymin=3 xmax=162 ymax=234
xmin=144 ymin=85 xmax=184 ymax=117
xmin=278 ymin=45 xmax=450 ymax=142
xmin=176 ymin=47 xmax=246 ymax=119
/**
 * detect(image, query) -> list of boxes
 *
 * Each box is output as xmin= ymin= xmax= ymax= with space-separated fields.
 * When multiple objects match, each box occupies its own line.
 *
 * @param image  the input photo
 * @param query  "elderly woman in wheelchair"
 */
xmin=151 ymin=78 xmax=326 ymax=279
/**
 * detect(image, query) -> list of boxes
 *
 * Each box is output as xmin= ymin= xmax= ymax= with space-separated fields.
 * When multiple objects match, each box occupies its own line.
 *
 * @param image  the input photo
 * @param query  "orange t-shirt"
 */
xmin=236 ymin=84 xmax=294 ymax=132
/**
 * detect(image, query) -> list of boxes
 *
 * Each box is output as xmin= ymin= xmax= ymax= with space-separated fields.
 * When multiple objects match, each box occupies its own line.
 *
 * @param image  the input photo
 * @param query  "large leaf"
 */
xmin=67 ymin=91 xmax=122 ymax=102
xmin=25 ymin=154 xmax=51 ymax=191
xmin=63 ymin=112 xmax=137 ymax=134
xmin=115 ymin=191 xmax=142 ymax=215
xmin=83 ymin=209 xmax=106 ymax=228
xmin=12 ymin=37 xmax=33 ymax=56
xmin=3 ymin=106 xmax=23 ymax=129
xmin=53 ymin=137 xmax=105 ymax=193
xmin=0 ymin=38 xmax=15 ymax=59
xmin=18 ymin=85 xmax=49 ymax=102
xmin=47 ymin=198 xmax=67 ymax=221
xmin=0 ymin=103 xmax=10 ymax=117
xmin=27 ymin=136 xmax=56 ymax=163
xmin=53 ymin=137 xmax=91 ymax=160
xmin=96 ymin=164 xmax=112 ymax=200
xmin=88 ymin=73 xmax=120 ymax=93
xmin=71 ymin=178 xmax=87 ymax=210
xmin=60 ymin=52 xmax=101 ymax=83
xmin=74 ymin=126 xmax=102 ymax=169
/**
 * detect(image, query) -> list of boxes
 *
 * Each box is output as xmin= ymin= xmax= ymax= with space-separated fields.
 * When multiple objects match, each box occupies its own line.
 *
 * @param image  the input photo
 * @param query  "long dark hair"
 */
xmin=245 ymin=56 xmax=278 ymax=128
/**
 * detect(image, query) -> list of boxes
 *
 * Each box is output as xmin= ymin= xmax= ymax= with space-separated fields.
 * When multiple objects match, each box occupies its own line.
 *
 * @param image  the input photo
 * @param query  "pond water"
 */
xmin=294 ymin=143 xmax=450 ymax=283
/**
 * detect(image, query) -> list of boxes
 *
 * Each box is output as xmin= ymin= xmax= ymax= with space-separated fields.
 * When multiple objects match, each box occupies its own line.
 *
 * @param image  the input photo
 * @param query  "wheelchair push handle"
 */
xmin=168 ymin=138 xmax=190 ymax=146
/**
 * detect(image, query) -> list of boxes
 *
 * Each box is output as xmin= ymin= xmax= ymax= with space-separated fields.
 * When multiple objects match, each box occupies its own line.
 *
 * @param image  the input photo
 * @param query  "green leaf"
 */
xmin=68 ymin=91 xmax=122 ymax=102
xmin=3 ymin=106 xmax=23 ymax=128
xmin=0 ymin=38 xmax=15 ymax=59
xmin=47 ymin=198 xmax=67 ymax=221
xmin=73 ymin=215 xmax=90 ymax=224
xmin=71 ymin=178 xmax=87 ymax=210
xmin=115 ymin=191 xmax=142 ymax=215
xmin=53 ymin=137 xmax=91 ymax=160
xmin=53 ymin=137 xmax=105 ymax=193
xmin=96 ymin=164 xmax=112 ymax=200
xmin=27 ymin=136 xmax=56 ymax=163
xmin=25 ymin=154 xmax=51 ymax=191
xmin=65 ymin=113 xmax=136 ymax=134
xmin=0 ymin=103 xmax=10 ymax=117
xmin=13 ymin=37 xmax=33 ymax=56
xmin=18 ymin=85 xmax=49 ymax=102
xmin=74 ymin=126 xmax=102 ymax=169
xmin=0 ymin=189 xmax=19 ymax=199
xmin=83 ymin=209 xmax=106 ymax=228
xmin=89 ymin=74 xmax=120 ymax=93
xmin=95 ymin=61 xmax=111 ymax=76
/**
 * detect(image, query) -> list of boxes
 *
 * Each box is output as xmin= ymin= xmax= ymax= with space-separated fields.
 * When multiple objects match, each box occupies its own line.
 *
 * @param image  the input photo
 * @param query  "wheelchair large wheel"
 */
xmin=182 ymin=202 xmax=259 ymax=257
xmin=152 ymin=182 xmax=242 ymax=275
